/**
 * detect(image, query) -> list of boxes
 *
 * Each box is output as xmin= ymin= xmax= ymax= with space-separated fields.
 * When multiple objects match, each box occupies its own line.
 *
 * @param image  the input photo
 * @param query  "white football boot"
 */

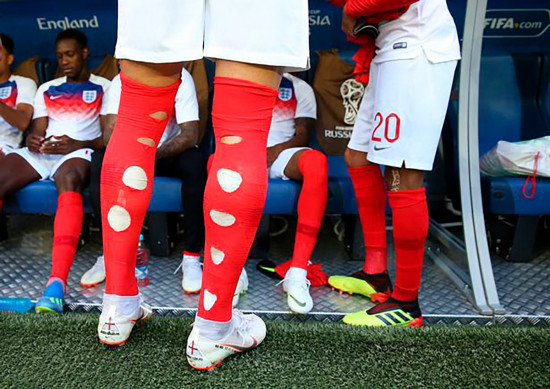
xmin=186 ymin=310 xmax=267 ymax=370
xmin=282 ymin=267 xmax=313 ymax=314
xmin=232 ymin=268 xmax=249 ymax=308
xmin=80 ymin=255 xmax=106 ymax=287
xmin=180 ymin=255 xmax=203 ymax=294
xmin=97 ymin=298 xmax=153 ymax=346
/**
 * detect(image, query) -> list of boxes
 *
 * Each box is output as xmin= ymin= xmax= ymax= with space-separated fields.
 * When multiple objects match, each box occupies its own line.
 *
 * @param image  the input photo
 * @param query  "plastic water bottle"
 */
xmin=136 ymin=234 xmax=150 ymax=287
xmin=0 ymin=297 xmax=35 ymax=313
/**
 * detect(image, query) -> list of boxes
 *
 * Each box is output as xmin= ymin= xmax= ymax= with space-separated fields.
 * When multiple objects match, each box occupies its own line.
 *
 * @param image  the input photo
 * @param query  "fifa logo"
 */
xmin=340 ymin=79 xmax=365 ymax=126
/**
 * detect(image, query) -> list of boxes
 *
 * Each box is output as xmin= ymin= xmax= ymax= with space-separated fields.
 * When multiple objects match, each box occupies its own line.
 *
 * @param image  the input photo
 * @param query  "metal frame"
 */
xmin=457 ymin=0 xmax=505 ymax=315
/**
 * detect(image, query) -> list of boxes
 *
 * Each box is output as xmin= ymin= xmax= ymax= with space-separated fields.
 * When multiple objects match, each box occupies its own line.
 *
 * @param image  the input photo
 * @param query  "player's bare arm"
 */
xmin=156 ymin=120 xmax=199 ymax=160
xmin=99 ymin=114 xmax=115 ymax=146
xmin=0 ymin=101 xmax=33 ymax=132
xmin=40 ymin=135 xmax=103 ymax=155
xmin=25 ymin=116 xmax=47 ymax=153
xmin=267 ymin=117 xmax=312 ymax=168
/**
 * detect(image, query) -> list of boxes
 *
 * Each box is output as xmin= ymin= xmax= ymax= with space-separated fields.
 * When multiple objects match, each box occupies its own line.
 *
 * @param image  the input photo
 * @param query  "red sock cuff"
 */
xmin=57 ymin=191 xmax=82 ymax=205
xmin=183 ymin=251 xmax=201 ymax=257
xmin=388 ymin=187 xmax=426 ymax=209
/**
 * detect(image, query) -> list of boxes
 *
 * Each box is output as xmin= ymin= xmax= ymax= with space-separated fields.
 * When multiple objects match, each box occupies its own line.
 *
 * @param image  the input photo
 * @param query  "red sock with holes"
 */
xmin=49 ymin=191 xmax=83 ymax=284
xmin=348 ymin=164 xmax=387 ymax=274
xmin=290 ymin=150 xmax=328 ymax=270
xmin=101 ymin=72 xmax=180 ymax=296
xmin=388 ymin=187 xmax=428 ymax=301
xmin=198 ymin=77 xmax=277 ymax=322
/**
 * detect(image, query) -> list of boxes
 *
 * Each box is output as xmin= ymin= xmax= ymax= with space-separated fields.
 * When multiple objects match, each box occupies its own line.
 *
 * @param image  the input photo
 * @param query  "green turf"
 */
xmin=0 ymin=314 xmax=549 ymax=388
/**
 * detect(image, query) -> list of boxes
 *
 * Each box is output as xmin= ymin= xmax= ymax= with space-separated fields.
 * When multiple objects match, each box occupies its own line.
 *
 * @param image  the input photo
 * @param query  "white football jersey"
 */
xmin=0 ymin=75 xmax=37 ymax=148
xmin=373 ymin=0 xmax=461 ymax=64
xmin=268 ymin=73 xmax=316 ymax=148
xmin=33 ymin=74 xmax=110 ymax=141
xmin=102 ymin=69 xmax=199 ymax=147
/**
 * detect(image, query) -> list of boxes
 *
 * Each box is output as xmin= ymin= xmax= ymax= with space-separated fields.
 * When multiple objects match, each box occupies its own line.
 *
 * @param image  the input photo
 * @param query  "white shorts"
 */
xmin=269 ymin=147 xmax=310 ymax=180
xmin=348 ymin=52 xmax=457 ymax=171
xmin=116 ymin=0 xmax=309 ymax=70
xmin=0 ymin=143 xmax=16 ymax=156
xmin=9 ymin=148 xmax=93 ymax=180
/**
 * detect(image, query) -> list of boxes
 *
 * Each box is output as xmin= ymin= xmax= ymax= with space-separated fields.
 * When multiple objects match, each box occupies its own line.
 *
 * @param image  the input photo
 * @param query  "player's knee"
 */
xmin=344 ymin=148 xmax=369 ymax=168
xmin=56 ymin=170 xmax=84 ymax=192
xmin=385 ymin=167 xmax=424 ymax=191
xmin=300 ymin=150 xmax=328 ymax=182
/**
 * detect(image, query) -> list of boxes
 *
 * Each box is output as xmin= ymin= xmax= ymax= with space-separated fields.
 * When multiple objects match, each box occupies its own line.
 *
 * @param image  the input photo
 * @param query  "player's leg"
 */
xmin=80 ymin=149 xmax=106 ymax=288
xmin=35 ymin=157 xmax=89 ymax=314
xmin=343 ymin=54 xmax=458 ymax=327
xmin=276 ymin=148 xmax=328 ymax=314
xmin=0 ymin=152 xmax=41 ymax=214
xmin=187 ymin=60 xmax=280 ymax=370
xmin=98 ymin=60 xmax=182 ymax=344
xmin=99 ymin=0 xmax=205 ymax=345
xmin=328 ymin=66 xmax=391 ymax=303
xmin=187 ymin=0 xmax=308 ymax=369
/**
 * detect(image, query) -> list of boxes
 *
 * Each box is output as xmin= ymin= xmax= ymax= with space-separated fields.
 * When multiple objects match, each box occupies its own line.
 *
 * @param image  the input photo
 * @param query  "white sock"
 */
xmin=194 ymin=315 xmax=233 ymax=340
xmin=102 ymin=293 xmax=141 ymax=317
xmin=285 ymin=267 xmax=307 ymax=280
xmin=183 ymin=253 xmax=201 ymax=264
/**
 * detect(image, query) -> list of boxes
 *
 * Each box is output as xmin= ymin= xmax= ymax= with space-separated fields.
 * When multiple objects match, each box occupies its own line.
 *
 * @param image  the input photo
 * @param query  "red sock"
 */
xmin=183 ymin=251 xmax=201 ymax=257
xmin=388 ymin=188 xmax=428 ymax=301
xmin=291 ymin=150 xmax=328 ymax=269
xmin=348 ymin=164 xmax=387 ymax=274
xmin=49 ymin=191 xmax=83 ymax=283
xmin=206 ymin=154 xmax=214 ymax=175
xmin=101 ymin=73 xmax=180 ymax=296
xmin=0 ymin=199 xmax=3 ymax=212
xmin=198 ymin=77 xmax=277 ymax=322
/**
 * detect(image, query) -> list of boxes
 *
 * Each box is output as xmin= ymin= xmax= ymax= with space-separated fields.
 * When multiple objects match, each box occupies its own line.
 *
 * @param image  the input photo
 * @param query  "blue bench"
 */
xmin=447 ymin=53 xmax=549 ymax=261
xmin=479 ymin=54 xmax=549 ymax=216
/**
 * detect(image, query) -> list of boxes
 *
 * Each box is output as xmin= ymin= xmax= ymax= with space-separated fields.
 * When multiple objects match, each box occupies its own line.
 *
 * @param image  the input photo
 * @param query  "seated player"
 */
xmin=267 ymin=74 xmax=327 ymax=313
xmin=209 ymin=73 xmax=327 ymax=313
xmin=80 ymin=68 xmax=207 ymax=293
xmin=0 ymin=33 xmax=37 ymax=157
xmin=0 ymin=29 xmax=109 ymax=313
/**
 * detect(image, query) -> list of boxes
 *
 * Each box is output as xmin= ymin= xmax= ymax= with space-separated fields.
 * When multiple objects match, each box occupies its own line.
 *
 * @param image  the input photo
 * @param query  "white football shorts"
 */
xmin=116 ymin=0 xmax=309 ymax=71
xmin=348 ymin=52 xmax=457 ymax=171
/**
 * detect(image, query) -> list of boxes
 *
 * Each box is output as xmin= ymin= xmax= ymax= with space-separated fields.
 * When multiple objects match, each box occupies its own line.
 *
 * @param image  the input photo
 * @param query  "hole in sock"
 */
xmin=220 ymin=136 xmax=242 ymax=145
xmin=210 ymin=247 xmax=225 ymax=265
xmin=149 ymin=111 xmax=168 ymax=122
xmin=122 ymin=166 xmax=148 ymax=190
xmin=217 ymin=168 xmax=242 ymax=193
xmin=137 ymin=137 xmax=156 ymax=147
xmin=107 ymin=205 xmax=131 ymax=232
xmin=209 ymin=210 xmax=236 ymax=227
xmin=203 ymin=290 xmax=217 ymax=311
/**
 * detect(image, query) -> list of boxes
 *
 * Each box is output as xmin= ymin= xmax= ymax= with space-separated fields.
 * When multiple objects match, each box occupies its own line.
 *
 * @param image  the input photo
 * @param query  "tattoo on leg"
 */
xmin=391 ymin=170 xmax=400 ymax=192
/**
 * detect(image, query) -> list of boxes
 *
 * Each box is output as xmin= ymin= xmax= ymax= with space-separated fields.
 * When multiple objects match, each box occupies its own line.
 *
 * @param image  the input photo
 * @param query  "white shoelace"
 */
xmin=174 ymin=256 xmax=202 ymax=275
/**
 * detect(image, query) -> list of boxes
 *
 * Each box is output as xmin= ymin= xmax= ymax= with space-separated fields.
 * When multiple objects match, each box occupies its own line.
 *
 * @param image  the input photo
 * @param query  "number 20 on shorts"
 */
xmin=372 ymin=112 xmax=401 ymax=143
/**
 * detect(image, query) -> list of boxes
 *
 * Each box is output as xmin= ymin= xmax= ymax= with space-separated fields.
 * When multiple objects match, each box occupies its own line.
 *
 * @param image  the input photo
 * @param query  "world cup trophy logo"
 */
xmin=340 ymin=79 xmax=365 ymax=126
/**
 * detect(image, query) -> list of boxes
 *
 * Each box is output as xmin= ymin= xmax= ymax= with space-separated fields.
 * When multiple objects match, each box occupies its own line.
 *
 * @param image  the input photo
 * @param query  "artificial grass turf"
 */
xmin=0 ymin=313 xmax=548 ymax=389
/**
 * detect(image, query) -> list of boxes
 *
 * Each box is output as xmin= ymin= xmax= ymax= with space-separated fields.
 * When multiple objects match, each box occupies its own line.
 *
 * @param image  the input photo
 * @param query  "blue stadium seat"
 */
xmin=3 ymin=178 xmax=185 ymax=215
xmin=478 ymin=54 xmax=549 ymax=215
